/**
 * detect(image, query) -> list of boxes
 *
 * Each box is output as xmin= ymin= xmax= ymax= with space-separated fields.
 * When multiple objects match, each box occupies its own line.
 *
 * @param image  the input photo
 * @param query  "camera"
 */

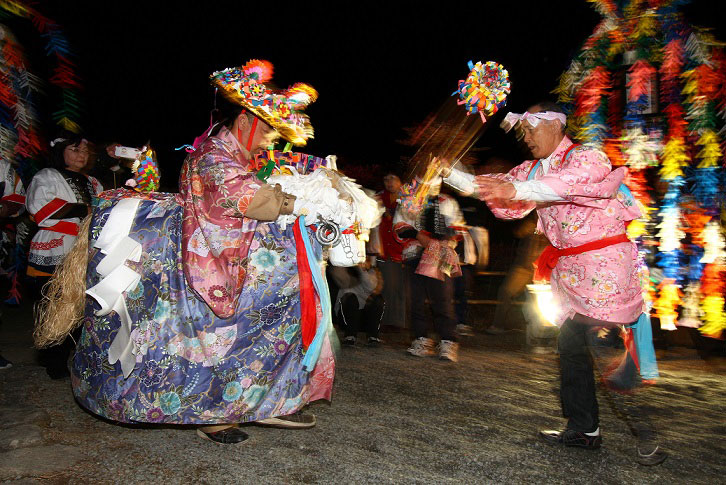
xmin=114 ymin=146 xmax=142 ymax=159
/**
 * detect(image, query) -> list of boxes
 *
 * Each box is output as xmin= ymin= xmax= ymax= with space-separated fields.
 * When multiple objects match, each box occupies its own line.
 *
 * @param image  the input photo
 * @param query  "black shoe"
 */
xmin=342 ymin=336 xmax=356 ymax=347
xmin=46 ymin=365 xmax=70 ymax=380
xmin=637 ymin=446 xmax=668 ymax=466
xmin=196 ymin=427 xmax=249 ymax=444
xmin=0 ymin=355 xmax=12 ymax=370
xmin=367 ymin=337 xmax=383 ymax=347
xmin=539 ymin=429 xmax=602 ymax=449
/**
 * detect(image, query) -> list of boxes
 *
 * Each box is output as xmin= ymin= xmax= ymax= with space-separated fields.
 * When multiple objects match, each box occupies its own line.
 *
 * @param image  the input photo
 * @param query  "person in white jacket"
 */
xmin=26 ymin=134 xmax=102 ymax=280
xmin=26 ymin=133 xmax=102 ymax=379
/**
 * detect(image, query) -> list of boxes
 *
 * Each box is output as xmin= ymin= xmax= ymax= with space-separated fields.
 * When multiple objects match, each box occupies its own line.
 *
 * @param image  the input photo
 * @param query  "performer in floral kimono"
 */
xmin=474 ymin=101 xmax=666 ymax=465
xmin=70 ymin=60 xmax=334 ymax=444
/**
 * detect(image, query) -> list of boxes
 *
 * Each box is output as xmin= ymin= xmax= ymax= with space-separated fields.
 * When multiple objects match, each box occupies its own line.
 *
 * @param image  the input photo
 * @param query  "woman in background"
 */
xmin=26 ymin=133 xmax=102 ymax=378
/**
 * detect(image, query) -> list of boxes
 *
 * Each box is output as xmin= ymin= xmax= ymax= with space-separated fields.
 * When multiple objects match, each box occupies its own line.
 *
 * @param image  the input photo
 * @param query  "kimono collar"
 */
xmin=541 ymin=136 xmax=573 ymax=167
xmin=216 ymin=126 xmax=248 ymax=165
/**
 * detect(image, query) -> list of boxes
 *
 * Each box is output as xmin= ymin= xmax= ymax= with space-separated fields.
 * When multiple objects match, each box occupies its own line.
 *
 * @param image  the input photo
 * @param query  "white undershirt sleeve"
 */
xmin=511 ymin=180 xmax=565 ymax=202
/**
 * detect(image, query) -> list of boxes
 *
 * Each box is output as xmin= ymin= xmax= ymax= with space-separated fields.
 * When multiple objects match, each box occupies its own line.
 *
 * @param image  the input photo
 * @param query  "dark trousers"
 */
xmin=30 ymin=275 xmax=73 ymax=378
xmin=340 ymin=293 xmax=383 ymax=339
xmin=453 ymin=265 xmax=473 ymax=325
xmin=558 ymin=317 xmax=654 ymax=439
xmin=406 ymin=260 xmax=456 ymax=342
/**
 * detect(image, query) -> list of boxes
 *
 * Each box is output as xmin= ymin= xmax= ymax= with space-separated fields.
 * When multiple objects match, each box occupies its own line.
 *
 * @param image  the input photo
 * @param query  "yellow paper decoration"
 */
xmin=57 ymin=117 xmax=82 ymax=134
xmin=659 ymin=137 xmax=689 ymax=179
xmin=680 ymin=69 xmax=697 ymax=99
xmin=654 ymin=280 xmax=682 ymax=331
xmin=696 ymin=130 xmax=722 ymax=168
xmin=627 ymin=218 xmax=648 ymax=239
xmin=631 ymin=10 xmax=658 ymax=40
xmin=699 ymin=295 xmax=726 ymax=337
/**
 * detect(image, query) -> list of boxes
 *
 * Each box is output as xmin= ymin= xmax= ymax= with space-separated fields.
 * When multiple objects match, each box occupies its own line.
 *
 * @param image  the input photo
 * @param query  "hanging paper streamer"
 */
xmin=0 ymin=1 xmax=84 ymax=135
xmin=654 ymin=279 xmax=682 ymax=331
xmin=453 ymin=61 xmax=510 ymax=123
xmin=556 ymin=0 xmax=726 ymax=339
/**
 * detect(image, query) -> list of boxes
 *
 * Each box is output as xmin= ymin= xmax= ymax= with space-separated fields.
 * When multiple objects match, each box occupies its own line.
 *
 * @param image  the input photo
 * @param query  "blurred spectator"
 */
xmin=485 ymin=207 xmax=548 ymax=335
xmin=0 ymin=158 xmax=28 ymax=305
xmin=328 ymin=259 xmax=384 ymax=347
xmin=89 ymin=142 xmax=134 ymax=189
xmin=375 ymin=171 xmax=409 ymax=330
xmin=444 ymin=186 xmax=479 ymax=338
xmin=395 ymin=177 xmax=466 ymax=362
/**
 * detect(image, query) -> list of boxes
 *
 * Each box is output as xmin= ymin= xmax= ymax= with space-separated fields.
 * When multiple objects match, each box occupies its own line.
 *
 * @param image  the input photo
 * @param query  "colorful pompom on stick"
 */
xmin=453 ymin=61 xmax=511 ymax=123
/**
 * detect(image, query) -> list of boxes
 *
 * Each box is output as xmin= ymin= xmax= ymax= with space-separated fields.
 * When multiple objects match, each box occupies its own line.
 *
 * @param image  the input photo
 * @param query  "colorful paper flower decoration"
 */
xmin=453 ymin=61 xmax=511 ymax=123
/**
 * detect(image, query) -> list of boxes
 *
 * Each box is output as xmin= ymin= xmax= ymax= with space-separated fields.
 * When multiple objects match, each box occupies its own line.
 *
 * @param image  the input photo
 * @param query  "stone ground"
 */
xmin=1 ymin=298 xmax=725 ymax=484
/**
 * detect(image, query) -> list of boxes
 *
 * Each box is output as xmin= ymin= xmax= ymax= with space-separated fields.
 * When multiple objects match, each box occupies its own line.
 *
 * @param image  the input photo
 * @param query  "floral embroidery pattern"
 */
xmin=29 ymin=237 xmax=64 ymax=250
xmin=485 ymin=137 xmax=644 ymax=325
xmin=249 ymin=246 xmax=282 ymax=272
xmin=72 ymin=192 xmax=335 ymax=425
xmin=179 ymin=132 xmax=261 ymax=318
xmin=208 ymin=285 xmax=229 ymax=302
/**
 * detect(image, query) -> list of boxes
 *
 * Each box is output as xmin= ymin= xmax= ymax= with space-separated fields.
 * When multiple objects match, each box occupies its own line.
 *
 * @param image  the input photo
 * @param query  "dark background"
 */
xmin=9 ymin=1 xmax=726 ymax=189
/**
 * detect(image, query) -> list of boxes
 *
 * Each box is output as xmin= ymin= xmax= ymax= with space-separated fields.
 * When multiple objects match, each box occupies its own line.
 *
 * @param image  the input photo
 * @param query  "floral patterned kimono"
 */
xmin=481 ymin=136 xmax=645 ymax=325
xmin=72 ymin=129 xmax=334 ymax=425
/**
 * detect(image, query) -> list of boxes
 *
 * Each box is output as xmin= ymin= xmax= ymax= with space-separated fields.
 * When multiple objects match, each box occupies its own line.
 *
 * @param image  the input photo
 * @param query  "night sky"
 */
xmin=12 ymin=1 xmax=726 ymax=188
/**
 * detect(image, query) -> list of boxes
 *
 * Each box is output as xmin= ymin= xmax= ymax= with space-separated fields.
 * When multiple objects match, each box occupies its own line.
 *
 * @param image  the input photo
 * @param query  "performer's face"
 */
xmin=238 ymin=114 xmax=281 ymax=152
xmin=63 ymin=140 xmax=90 ymax=172
xmin=522 ymin=106 xmax=564 ymax=159
xmin=254 ymin=120 xmax=281 ymax=150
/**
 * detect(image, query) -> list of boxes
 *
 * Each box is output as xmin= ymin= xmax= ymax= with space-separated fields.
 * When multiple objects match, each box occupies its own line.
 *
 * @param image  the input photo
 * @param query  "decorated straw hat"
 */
xmin=211 ymin=60 xmax=318 ymax=146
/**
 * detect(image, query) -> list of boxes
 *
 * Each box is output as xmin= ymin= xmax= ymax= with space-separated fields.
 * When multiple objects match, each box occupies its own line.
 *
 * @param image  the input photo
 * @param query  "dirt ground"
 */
xmin=1 ymin=293 xmax=724 ymax=484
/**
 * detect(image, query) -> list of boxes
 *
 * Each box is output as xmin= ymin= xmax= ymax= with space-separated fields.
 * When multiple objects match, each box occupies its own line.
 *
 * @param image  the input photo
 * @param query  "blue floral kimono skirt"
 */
xmin=71 ymin=191 xmax=335 ymax=424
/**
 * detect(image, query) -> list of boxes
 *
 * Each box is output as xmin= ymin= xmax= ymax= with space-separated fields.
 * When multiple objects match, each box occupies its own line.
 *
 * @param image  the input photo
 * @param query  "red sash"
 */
xmin=1 ymin=193 xmax=25 ymax=204
xmin=32 ymin=198 xmax=80 ymax=236
xmin=533 ymin=233 xmax=630 ymax=282
xmin=293 ymin=220 xmax=317 ymax=349
xmin=38 ymin=221 xmax=79 ymax=236
xmin=32 ymin=197 xmax=67 ymax=225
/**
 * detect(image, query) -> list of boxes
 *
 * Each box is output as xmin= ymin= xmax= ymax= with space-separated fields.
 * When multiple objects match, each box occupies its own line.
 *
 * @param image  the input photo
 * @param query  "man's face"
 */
xmin=383 ymin=174 xmax=401 ymax=193
xmin=252 ymin=119 xmax=280 ymax=150
xmin=521 ymin=106 xmax=564 ymax=159
xmin=239 ymin=113 xmax=280 ymax=152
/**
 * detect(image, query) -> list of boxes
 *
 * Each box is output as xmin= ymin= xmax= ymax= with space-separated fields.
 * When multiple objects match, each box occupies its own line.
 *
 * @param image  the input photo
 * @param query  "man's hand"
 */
xmin=474 ymin=177 xmax=516 ymax=203
xmin=106 ymin=143 xmax=122 ymax=159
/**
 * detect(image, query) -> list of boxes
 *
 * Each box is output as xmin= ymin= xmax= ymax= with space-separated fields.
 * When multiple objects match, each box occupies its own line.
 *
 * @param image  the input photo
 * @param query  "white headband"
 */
xmin=501 ymin=111 xmax=567 ymax=133
xmin=49 ymin=137 xmax=88 ymax=148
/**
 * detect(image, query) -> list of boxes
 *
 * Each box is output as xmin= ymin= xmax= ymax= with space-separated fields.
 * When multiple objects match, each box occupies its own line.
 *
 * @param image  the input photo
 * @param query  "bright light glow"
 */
xmin=526 ymin=284 xmax=559 ymax=327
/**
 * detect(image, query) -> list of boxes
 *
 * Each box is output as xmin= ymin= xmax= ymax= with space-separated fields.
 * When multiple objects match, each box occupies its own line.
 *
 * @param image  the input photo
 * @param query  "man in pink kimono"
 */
xmin=475 ymin=102 xmax=666 ymax=465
